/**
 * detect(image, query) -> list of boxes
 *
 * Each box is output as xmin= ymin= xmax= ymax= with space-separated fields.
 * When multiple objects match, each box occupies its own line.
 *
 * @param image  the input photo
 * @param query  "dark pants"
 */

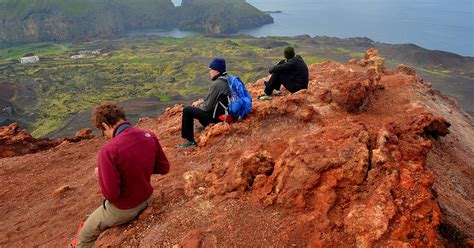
xmin=181 ymin=106 xmax=221 ymax=141
xmin=264 ymin=72 xmax=305 ymax=96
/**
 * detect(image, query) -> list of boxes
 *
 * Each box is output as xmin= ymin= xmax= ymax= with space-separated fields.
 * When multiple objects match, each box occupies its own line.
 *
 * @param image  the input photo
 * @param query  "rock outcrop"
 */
xmin=0 ymin=123 xmax=94 ymax=158
xmin=0 ymin=50 xmax=472 ymax=247
xmin=0 ymin=123 xmax=61 ymax=158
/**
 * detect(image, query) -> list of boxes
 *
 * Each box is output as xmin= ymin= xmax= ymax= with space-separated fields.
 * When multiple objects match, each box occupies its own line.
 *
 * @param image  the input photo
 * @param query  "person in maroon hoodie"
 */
xmin=76 ymin=102 xmax=169 ymax=247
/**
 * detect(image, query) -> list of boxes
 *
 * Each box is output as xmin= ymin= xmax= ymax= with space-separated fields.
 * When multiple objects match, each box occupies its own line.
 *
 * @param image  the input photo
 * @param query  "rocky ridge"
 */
xmin=0 ymin=123 xmax=94 ymax=158
xmin=0 ymin=50 xmax=472 ymax=247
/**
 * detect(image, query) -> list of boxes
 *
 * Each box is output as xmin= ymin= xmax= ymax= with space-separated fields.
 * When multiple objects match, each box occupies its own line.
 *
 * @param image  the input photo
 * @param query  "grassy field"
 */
xmin=0 ymin=36 xmax=290 ymax=136
xmin=1 ymin=35 xmax=472 ymax=137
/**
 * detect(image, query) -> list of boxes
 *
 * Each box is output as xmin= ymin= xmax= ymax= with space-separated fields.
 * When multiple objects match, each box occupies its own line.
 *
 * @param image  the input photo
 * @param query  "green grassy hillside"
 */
xmin=0 ymin=0 xmax=94 ymax=18
xmin=0 ymin=0 xmax=174 ymax=19
xmin=0 ymin=0 xmax=272 ymax=44
xmin=177 ymin=0 xmax=273 ymax=33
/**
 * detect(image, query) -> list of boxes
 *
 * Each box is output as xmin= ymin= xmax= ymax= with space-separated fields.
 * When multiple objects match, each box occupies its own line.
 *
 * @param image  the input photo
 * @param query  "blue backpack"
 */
xmin=226 ymin=75 xmax=252 ymax=120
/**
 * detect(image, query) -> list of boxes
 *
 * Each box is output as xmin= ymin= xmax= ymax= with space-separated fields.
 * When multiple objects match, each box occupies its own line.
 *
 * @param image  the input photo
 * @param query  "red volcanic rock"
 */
xmin=344 ymin=176 xmax=397 ymax=247
xmin=183 ymin=170 xmax=207 ymax=196
xmin=259 ymin=120 xmax=370 ymax=210
xmin=353 ymin=48 xmax=385 ymax=73
xmin=179 ymin=229 xmax=217 ymax=248
xmin=0 ymin=123 xmax=61 ymax=158
xmin=0 ymin=123 xmax=95 ymax=158
xmin=364 ymin=48 xmax=379 ymax=59
xmin=52 ymin=185 xmax=72 ymax=197
xmin=198 ymin=122 xmax=230 ymax=147
xmin=64 ymin=128 xmax=95 ymax=143
xmin=308 ymin=61 xmax=382 ymax=113
xmin=0 ymin=122 xmax=19 ymax=137
xmin=75 ymin=128 xmax=93 ymax=139
xmin=398 ymin=64 xmax=417 ymax=75
xmin=207 ymin=150 xmax=274 ymax=197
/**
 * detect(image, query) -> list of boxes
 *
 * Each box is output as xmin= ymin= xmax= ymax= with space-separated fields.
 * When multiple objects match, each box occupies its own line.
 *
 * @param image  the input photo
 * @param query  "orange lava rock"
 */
xmin=348 ymin=58 xmax=357 ymax=65
xmin=179 ymin=229 xmax=217 ymax=248
xmin=344 ymin=176 xmax=397 ymax=247
xmin=75 ymin=128 xmax=93 ymax=139
xmin=0 ymin=123 xmax=19 ymax=137
xmin=52 ymin=185 xmax=72 ymax=197
xmin=398 ymin=64 xmax=417 ymax=75
xmin=0 ymin=123 xmax=62 ymax=158
xmin=364 ymin=48 xmax=379 ymax=59
xmin=208 ymin=150 xmax=274 ymax=197
xmin=198 ymin=122 xmax=230 ymax=147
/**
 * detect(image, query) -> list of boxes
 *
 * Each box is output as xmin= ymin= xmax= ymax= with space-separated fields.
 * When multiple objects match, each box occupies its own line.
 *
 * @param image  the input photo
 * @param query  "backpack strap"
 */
xmin=211 ymin=76 xmax=230 ymax=119
xmin=212 ymin=92 xmax=228 ymax=119
xmin=218 ymin=101 xmax=229 ymax=124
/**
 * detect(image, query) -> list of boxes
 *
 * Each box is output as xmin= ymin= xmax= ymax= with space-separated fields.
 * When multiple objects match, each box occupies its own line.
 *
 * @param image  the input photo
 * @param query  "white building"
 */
xmin=70 ymin=50 xmax=101 ymax=60
xmin=71 ymin=54 xmax=86 ymax=60
xmin=20 ymin=56 xmax=39 ymax=64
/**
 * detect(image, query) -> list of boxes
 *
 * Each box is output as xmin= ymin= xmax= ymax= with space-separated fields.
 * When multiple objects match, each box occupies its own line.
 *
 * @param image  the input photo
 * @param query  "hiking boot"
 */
xmin=257 ymin=94 xmax=272 ymax=101
xmin=177 ymin=140 xmax=197 ymax=148
xmin=273 ymin=90 xmax=282 ymax=96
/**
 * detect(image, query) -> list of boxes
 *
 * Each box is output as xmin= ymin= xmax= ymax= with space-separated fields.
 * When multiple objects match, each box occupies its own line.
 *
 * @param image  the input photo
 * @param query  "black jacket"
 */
xmin=270 ymin=55 xmax=309 ymax=89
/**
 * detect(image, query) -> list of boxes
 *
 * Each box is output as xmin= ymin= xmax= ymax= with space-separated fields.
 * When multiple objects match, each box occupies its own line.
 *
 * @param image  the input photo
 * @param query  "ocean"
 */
xmin=168 ymin=0 xmax=474 ymax=56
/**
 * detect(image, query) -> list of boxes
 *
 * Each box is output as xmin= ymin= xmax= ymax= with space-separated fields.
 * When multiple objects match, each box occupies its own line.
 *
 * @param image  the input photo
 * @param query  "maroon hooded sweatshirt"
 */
xmin=98 ymin=122 xmax=169 ymax=209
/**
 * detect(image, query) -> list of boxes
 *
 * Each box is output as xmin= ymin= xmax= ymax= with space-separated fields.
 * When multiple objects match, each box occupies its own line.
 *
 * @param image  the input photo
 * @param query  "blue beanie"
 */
xmin=209 ymin=58 xmax=226 ymax=74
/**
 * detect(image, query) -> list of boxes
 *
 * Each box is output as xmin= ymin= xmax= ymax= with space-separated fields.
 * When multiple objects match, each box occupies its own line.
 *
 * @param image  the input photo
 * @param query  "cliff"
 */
xmin=176 ymin=0 xmax=273 ymax=34
xmin=0 ymin=0 xmax=175 ymax=43
xmin=0 ymin=0 xmax=273 ymax=43
xmin=0 ymin=50 xmax=472 ymax=247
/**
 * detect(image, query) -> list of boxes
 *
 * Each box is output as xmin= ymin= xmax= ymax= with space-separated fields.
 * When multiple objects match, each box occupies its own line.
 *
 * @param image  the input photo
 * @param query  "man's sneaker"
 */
xmin=257 ymin=94 xmax=272 ymax=101
xmin=273 ymin=90 xmax=282 ymax=96
xmin=177 ymin=140 xmax=197 ymax=148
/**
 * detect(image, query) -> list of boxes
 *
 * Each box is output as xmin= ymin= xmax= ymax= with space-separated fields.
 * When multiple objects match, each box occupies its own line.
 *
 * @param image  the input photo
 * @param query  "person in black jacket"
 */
xmin=177 ymin=58 xmax=230 ymax=148
xmin=258 ymin=47 xmax=309 ymax=100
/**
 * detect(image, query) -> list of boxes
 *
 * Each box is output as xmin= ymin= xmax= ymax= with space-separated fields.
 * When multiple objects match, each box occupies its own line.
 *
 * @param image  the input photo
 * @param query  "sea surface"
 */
xmin=162 ymin=0 xmax=474 ymax=56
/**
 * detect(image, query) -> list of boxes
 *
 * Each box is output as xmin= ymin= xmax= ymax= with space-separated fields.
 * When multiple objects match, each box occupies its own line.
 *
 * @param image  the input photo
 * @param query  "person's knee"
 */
xmin=183 ymin=106 xmax=193 ymax=114
xmin=183 ymin=106 xmax=200 ymax=118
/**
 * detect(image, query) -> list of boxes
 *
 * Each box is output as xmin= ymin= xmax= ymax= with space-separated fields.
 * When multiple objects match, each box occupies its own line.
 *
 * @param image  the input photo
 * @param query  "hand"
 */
xmin=192 ymin=99 xmax=204 ymax=107
xmin=94 ymin=167 xmax=98 ymax=177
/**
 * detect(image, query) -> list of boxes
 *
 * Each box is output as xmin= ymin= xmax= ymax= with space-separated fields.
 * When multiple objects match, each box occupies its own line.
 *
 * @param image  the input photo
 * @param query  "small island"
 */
xmin=265 ymin=10 xmax=283 ymax=14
